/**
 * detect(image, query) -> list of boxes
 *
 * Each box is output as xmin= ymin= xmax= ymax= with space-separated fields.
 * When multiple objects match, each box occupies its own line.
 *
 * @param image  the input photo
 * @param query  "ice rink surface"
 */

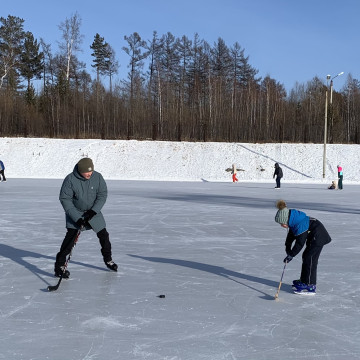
xmin=0 ymin=179 xmax=359 ymax=360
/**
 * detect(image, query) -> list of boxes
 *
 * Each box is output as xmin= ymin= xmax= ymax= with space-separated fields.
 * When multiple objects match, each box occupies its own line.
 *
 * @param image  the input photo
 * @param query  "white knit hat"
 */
xmin=275 ymin=200 xmax=289 ymax=225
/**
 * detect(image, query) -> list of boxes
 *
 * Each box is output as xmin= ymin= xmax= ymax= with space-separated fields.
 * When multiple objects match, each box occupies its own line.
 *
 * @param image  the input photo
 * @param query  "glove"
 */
xmin=83 ymin=209 xmax=96 ymax=221
xmin=76 ymin=218 xmax=86 ymax=227
xmin=283 ymin=255 xmax=293 ymax=263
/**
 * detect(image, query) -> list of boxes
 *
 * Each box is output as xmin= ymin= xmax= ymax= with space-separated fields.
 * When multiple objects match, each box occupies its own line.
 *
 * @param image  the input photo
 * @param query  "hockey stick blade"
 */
xmin=47 ymin=275 xmax=64 ymax=292
xmin=47 ymin=283 xmax=60 ymax=292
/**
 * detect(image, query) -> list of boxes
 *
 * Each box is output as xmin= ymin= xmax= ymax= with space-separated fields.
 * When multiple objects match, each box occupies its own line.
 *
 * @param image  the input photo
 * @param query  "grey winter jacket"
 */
xmin=59 ymin=165 xmax=107 ymax=233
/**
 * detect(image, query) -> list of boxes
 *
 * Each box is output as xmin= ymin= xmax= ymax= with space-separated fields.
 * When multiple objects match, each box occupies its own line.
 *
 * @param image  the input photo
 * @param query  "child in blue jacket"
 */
xmin=275 ymin=200 xmax=332 ymax=295
xmin=0 ymin=160 xmax=6 ymax=182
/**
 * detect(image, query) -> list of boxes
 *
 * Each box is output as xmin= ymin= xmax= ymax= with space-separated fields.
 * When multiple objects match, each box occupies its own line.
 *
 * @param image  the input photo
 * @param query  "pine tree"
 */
xmin=0 ymin=15 xmax=26 ymax=89
xmin=20 ymin=31 xmax=44 ymax=103
xmin=90 ymin=33 xmax=108 ymax=83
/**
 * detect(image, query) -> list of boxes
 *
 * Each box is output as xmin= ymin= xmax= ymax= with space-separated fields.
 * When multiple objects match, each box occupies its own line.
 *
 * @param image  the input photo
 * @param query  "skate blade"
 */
xmin=294 ymin=291 xmax=316 ymax=296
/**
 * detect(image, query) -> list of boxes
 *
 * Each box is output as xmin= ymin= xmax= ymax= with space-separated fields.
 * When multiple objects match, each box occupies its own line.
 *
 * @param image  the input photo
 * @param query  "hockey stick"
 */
xmin=48 ymin=226 xmax=83 ymax=292
xmin=274 ymin=261 xmax=287 ymax=300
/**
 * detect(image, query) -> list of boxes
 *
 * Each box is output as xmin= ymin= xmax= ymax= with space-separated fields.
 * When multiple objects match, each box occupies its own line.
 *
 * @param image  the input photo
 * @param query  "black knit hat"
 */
xmin=77 ymin=158 xmax=94 ymax=173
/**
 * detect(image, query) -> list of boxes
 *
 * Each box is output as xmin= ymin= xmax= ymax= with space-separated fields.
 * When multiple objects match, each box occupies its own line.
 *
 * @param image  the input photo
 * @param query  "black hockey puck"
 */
xmin=158 ymin=295 xmax=165 ymax=298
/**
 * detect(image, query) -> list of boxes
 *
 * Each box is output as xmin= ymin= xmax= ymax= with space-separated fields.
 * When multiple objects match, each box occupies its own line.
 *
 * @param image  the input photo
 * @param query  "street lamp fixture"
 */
xmin=330 ymin=72 xmax=344 ymax=104
xmin=323 ymin=72 xmax=344 ymax=178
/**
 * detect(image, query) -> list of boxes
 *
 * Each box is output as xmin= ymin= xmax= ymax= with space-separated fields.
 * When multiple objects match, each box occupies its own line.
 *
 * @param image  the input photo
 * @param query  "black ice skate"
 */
xmin=54 ymin=266 xmax=70 ymax=279
xmin=106 ymin=260 xmax=118 ymax=272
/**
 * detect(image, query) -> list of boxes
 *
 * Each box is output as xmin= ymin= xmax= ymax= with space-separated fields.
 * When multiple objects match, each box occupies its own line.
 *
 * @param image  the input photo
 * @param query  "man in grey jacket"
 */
xmin=54 ymin=158 xmax=117 ymax=278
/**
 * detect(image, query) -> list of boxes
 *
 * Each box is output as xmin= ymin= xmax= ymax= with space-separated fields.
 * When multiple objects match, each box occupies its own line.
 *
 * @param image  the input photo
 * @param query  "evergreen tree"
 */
xmin=103 ymin=43 xmax=118 ymax=93
xmin=90 ymin=33 xmax=108 ymax=83
xmin=0 ymin=15 xmax=26 ymax=89
xmin=20 ymin=31 xmax=44 ymax=102
xmin=230 ymin=42 xmax=259 ymax=87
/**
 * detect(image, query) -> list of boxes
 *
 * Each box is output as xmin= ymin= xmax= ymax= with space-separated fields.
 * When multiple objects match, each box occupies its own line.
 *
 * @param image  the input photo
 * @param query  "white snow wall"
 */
xmin=0 ymin=137 xmax=358 ymax=183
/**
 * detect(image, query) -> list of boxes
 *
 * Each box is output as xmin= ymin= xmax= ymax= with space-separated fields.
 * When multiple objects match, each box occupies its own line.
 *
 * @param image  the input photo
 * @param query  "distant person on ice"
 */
xmin=225 ymin=164 xmax=244 ymax=182
xmin=328 ymin=181 xmax=336 ymax=190
xmin=0 ymin=159 xmax=6 ymax=182
xmin=54 ymin=158 xmax=118 ymax=278
xmin=337 ymin=165 xmax=343 ymax=189
xmin=273 ymin=162 xmax=283 ymax=189
xmin=231 ymin=164 xmax=238 ymax=182
xmin=275 ymin=199 xmax=332 ymax=295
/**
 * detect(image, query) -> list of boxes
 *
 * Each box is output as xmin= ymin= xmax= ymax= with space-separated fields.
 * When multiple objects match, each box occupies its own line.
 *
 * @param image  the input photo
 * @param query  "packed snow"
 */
xmin=0 ymin=138 xmax=359 ymax=360
xmin=0 ymin=137 xmax=358 ymax=183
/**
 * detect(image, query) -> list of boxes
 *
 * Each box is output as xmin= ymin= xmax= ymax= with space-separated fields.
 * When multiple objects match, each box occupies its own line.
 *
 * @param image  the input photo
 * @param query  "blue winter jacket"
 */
xmin=285 ymin=209 xmax=310 ymax=257
xmin=288 ymin=209 xmax=309 ymax=236
xmin=285 ymin=210 xmax=331 ymax=257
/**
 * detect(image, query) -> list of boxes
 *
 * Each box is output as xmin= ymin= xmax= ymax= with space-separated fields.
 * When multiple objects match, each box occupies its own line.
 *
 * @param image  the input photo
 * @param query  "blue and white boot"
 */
xmin=293 ymin=282 xmax=316 ymax=295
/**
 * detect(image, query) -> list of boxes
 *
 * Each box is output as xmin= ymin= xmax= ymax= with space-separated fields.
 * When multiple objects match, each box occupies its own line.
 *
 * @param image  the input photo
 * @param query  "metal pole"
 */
xmin=323 ymin=89 xmax=328 ymax=178
xmin=329 ymin=79 xmax=334 ymax=131
xmin=330 ymin=79 xmax=334 ymax=104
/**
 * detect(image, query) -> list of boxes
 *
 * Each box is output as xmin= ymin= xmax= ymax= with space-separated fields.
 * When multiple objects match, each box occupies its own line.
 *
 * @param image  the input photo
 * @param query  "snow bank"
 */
xmin=0 ymin=137 xmax=357 ymax=183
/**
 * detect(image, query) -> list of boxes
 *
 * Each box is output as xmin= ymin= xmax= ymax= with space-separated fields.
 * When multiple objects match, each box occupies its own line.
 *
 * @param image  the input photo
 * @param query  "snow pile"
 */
xmin=0 ymin=137 xmax=357 ymax=183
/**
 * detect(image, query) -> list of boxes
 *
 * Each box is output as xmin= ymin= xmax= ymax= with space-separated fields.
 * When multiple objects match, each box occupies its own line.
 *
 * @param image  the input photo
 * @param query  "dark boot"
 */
xmin=54 ymin=266 xmax=70 ymax=278
xmin=97 ymin=228 xmax=116 ymax=270
xmin=54 ymin=228 xmax=78 ymax=278
xmin=105 ymin=260 xmax=118 ymax=271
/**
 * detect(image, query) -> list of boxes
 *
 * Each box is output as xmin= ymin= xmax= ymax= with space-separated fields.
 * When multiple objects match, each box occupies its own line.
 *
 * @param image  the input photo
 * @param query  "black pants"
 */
xmin=276 ymin=177 xmax=281 ymax=188
xmin=55 ymin=228 xmax=112 ymax=270
xmin=0 ymin=169 xmax=6 ymax=181
xmin=338 ymin=174 xmax=343 ymax=189
xmin=299 ymin=219 xmax=331 ymax=285
xmin=300 ymin=244 xmax=323 ymax=285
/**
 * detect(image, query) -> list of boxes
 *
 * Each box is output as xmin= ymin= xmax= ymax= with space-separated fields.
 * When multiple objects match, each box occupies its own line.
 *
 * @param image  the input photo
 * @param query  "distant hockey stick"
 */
xmin=274 ymin=261 xmax=287 ymax=300
xmin=48 ymin=226 xmax=83 ymax=292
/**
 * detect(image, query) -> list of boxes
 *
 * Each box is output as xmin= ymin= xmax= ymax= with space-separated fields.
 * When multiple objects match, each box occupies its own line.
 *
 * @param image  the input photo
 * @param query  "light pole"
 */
xmin=322 ymin=72 xmax=344 ymax=179
xmin=330 ymin=72 xmax=344 ymax=105
xmin=329 ymin=72 xmax=344 ymax=130
xmin=323 ymin=75 xmax=331 ymax=179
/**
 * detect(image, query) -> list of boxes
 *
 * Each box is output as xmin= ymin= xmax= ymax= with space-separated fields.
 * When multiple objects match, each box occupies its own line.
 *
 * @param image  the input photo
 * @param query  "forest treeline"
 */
xmin=1 ymin=13 xmax=360 ymax=143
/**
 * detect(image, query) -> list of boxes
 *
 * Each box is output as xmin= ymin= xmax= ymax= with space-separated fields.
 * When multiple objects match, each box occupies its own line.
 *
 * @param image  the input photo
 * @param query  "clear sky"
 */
xmin=2 ymin=0 xmax=358 ymax=93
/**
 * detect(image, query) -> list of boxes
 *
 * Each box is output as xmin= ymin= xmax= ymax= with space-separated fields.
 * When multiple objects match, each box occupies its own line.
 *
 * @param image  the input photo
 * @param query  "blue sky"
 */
xmin=2 ymin=0 xmax=358 ymax=93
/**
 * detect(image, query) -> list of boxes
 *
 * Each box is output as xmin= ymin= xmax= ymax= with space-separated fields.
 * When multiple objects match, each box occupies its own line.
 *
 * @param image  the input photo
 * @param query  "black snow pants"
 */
xmin=276 ymin=177 xmax=281 ymax=188
xmin=55 ymin=228 xmax=112 ymax=271
xmin=300 ymin=219 xmax=331 ymax=285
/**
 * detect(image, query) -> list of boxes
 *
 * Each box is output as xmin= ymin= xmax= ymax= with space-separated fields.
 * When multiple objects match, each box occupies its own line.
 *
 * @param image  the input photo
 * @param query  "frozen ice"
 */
xmin=0 ymin=178 xmax=359 ymax=360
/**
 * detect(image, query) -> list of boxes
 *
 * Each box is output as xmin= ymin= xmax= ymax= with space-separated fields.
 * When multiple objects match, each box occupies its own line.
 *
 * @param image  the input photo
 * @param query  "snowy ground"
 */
xmin=0 ymin=137 xmax=358 ymax=183
xmin=1 ymin=179 xmax=359 ymax=360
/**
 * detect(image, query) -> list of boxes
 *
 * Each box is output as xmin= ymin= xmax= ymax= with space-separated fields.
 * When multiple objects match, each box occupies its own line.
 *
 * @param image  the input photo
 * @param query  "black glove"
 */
xmin=283 ymin=255 xmax=293 ymax=263
xmin=76 ymin=218 xmax=86 ymax=227
xmin=83 ymin=209 xmax=96 ymax=221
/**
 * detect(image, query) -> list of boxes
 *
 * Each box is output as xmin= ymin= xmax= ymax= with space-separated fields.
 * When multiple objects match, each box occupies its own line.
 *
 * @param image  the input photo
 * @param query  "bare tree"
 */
xmin=122 ymin=32 xmax=148 ymax=138
xmin=104 ymin=43 xmax=119 ymax=94
xmin=58 ymin=12 xmax=83 ymax=82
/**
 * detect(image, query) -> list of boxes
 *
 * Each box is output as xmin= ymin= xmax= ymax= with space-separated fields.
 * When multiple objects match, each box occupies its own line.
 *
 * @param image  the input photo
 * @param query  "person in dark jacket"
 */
xmin=0 ymin=160 xmax=6 ymax=182
xmin=273 ymin=163 xmax=283 ymax=189
xmin=275 ymin=200 xmax=331 ymax=294
xmin=54 ymin=158 xmax=117 ymax=278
